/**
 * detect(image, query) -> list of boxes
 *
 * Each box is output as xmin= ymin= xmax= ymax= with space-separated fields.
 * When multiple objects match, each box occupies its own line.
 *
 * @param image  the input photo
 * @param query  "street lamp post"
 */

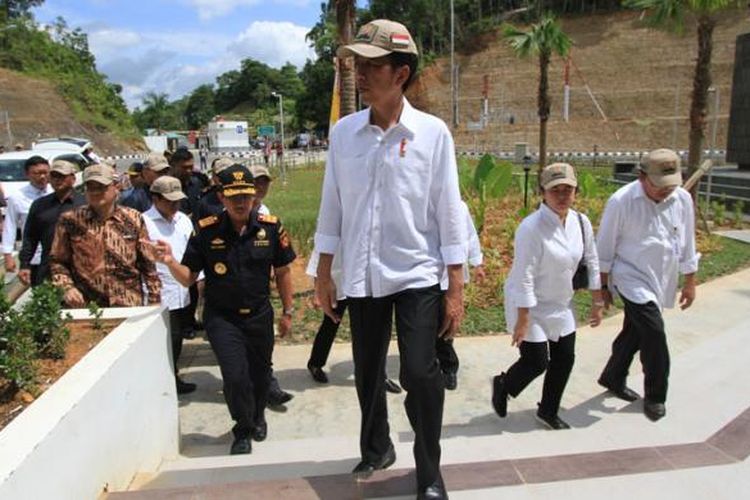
xmin=271 ymin=91 xmax=285 ymax=181
xmin=523 ymin=154 xmax=532 ymax=210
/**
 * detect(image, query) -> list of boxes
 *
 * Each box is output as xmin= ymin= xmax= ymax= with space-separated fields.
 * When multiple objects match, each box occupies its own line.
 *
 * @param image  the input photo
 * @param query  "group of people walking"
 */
xmin=0 ymin=17 xmax=701 ymax=500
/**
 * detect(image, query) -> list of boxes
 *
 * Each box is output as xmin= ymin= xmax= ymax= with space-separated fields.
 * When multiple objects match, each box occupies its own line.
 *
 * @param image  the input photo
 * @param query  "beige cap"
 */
xmin=337 ymin=19 xmax=418 ymax=59
xmin=640 ymin=148 xmax=682 ymax=187
xmin=250 ymin=164 xmax=272 ymax=180
xmin=83 ymin=164 xmax=117 ymax=185
xmin=541 ymin=163 xmax=577 ymax=190
xmin=51 ymin=159 xmax=79 ymax=176
xmin=212 ymin=157 xmax=234 ymax=176
xmin=150 ymin=175 xmax=187 ymax=201
xmin=144 ymin=152 xmax=170 ymax=172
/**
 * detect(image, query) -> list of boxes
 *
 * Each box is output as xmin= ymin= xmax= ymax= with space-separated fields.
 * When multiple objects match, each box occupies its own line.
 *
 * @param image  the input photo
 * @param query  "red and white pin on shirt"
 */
xmin=399 ymin=138 xmax=408 ymax=158
xmin=391 ymin=33 xmax=410 ymax=48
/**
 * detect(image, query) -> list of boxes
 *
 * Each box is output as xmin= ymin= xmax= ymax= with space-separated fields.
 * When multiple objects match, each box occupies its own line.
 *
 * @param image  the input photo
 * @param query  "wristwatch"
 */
xmin=282 ymin=307 xmax=295 ymax=317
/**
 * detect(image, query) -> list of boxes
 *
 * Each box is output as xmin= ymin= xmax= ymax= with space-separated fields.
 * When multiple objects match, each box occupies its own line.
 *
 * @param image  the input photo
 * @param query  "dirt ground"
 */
xmin=0 ymin=318 xmax=122 ymax=431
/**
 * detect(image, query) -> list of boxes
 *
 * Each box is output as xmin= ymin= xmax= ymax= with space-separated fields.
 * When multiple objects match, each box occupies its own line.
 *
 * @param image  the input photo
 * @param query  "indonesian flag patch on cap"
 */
xmin=391 ymin=33 xmax=411 ymax=48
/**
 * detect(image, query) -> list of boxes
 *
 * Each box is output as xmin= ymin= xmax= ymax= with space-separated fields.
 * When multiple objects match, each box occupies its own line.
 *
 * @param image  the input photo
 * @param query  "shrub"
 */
xmin=22 ymin=283 xmax=70 ymax=359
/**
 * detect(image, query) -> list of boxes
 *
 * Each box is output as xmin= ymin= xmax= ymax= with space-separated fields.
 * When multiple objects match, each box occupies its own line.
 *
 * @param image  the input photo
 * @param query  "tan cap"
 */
xmin=144 ymin=152 xmax=170 ymax=172
xmin=50 ymin=159 xmax=79 ymax=176
xmin=640 ymin=148 xmax=682 ymax=187
xmin=250 ymin=164 xmax=272 ymax=180
xmin=83 ymin=164 xmax=117 ymax=185
xmin=541 ymin=163 xmax=577 ymax=190
xmin=337 ymin=19 xmax=418 ymax=59
xmin=150 ymin=175 xmax=187 ymax=201
xmin=212 ymin=157 xmax=234 ymax=176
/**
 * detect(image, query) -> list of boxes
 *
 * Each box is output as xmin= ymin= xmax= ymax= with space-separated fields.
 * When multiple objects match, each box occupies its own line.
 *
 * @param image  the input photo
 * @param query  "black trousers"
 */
xmin=308 ymin=298 xmax=459 ymax=375
xmin=204 ymin=303 xmax=274 ymax=437
xmin=599 ymin=297 xmax=670 ymax=403
xmin=348 ymin=285 xmax=445 ymax=490
xmin=503 ymin=332 xmax=576 ymax=417
xmin=168 ymin=308 xmax=187 ymax=373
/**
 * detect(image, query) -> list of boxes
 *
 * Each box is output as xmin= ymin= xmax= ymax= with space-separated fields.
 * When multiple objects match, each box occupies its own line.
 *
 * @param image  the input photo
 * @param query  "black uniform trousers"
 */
xmin=599 ymin=296 xmax=670 ymax=403
xmin=309 ymin=298 xmax=459 ymax=376
xmin=503 ymin=333 xmax=576 ymax=417
xmin=348 ymin=284 xmax=445 ymax=490
xmin=204 ymin=303 xmax=274 ymax=438
xmin=168 ymin=308 xmax=185 ymax=373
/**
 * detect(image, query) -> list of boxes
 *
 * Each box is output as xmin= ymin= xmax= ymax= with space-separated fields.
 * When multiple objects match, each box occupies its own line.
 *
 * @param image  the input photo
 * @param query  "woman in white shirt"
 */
xmin=492 ymin=163 xmax=604 ymax=430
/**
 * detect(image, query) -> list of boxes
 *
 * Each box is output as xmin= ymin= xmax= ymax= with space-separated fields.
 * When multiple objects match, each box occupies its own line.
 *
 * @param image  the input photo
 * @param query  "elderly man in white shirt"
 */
xmin=2 ymin=155 xmax=52 ymax=279
xmin=596 ymin=148 xmax=699 ymax=422
xmin=314 ymin=19 xmax=465 ymax=500
xmin=143 ymin=176 xmax=197 ymax=395
xmin=493 ymin=164 xmax=603 ymax=430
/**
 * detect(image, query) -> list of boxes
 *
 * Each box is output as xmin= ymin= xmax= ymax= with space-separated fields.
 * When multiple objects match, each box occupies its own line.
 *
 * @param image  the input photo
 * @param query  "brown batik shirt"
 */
xmin=50 ymin=205 xmax=161 ymax=307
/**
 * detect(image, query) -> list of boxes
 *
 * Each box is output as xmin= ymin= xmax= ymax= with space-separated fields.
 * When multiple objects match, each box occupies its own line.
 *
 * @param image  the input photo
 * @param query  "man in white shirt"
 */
xmin=3 ymin=155 xmax=53 ymax=278
xmin=596 ymin=148 xmax=700 ymax=422
xmin=315 ymin=20 xmax=465 ymax=500
xmin=143 ymin=176 xmax=197 ymax=395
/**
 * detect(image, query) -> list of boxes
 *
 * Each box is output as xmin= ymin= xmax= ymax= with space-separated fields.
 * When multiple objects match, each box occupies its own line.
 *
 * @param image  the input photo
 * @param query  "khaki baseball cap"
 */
xmin=150 ymin=175 xmax=187 ymax=201
xmin=337 ymin=19 xmax=419 ymax=59
xmin=640 ymin=148 xmax=682 ymax=187
xmin=212 ymin=157 xmax=234 ymax=176
xmin=83 ymin=164 xmax=117 ymax=185
xmin=144 ymin=152 xmax=170 ymax=172
xmin=50 ymin=159 xmax=79 ymax=176
xmin=250 ymin=164 xmax=272 ymax=180
xmin=541 ymin=163 xmax=577 ymax=190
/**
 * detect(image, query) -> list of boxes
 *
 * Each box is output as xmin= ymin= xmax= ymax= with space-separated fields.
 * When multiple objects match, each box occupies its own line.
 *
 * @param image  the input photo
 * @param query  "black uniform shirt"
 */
xmin=180 ymin=172 xmax=210 ymax=218
xmin=19 ymin=191 xmax=86 ymax=276
xmin=182 ymin=209 xmax=296 ymax=312
xmin=193 ymin=186 xmax=224 ymax=224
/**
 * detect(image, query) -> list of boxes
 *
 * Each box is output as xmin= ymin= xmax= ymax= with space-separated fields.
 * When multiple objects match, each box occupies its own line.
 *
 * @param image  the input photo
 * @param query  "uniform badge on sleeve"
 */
xmin=214 ymin=262 xmax=227 ymax=275
xmin=257 ymin=228 xmax=267 ymax=240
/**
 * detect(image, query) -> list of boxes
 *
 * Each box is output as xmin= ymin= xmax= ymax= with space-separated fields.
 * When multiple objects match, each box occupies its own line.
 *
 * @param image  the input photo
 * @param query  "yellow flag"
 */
xmin=329 ymin=57 xmax=341 ymax=134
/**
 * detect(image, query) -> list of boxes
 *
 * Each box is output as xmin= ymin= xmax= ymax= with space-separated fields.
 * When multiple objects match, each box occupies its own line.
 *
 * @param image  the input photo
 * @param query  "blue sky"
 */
xmin=33 ymin=0 xmax=327 ymax=109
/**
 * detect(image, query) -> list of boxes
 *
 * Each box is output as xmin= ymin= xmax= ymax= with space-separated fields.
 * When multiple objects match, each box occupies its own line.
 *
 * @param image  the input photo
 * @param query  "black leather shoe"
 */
xmin=535 ymin=411 xmax=571 ymax=430
xmin=268 ymin=388 xmax=294 ymax=406
xmin=352 ymin=445 xmax=396 ymax=475
xmin=443 ymin=371 xmax=457 ymax=391
xmin=417 ymin=481 xmax=449 ymax=500
xmin=230 ymin=436 xmax=252 ymax=455
xmin=176 ymin=377 xmax=197 ymax=395
xmin=251 ymin=421 xmax=267 ymax=441
xmin=307 ymin=363 xmax=329 ymax=384
xmin=384 ymin=378 xmax=402 ymax=394
xmin=644 ymin=400 xmax=666 ymax=421
xmin=598 ymin=378 xmax=640 ymax=402
xmin=492 ymin=374 xmax=508 ymax=417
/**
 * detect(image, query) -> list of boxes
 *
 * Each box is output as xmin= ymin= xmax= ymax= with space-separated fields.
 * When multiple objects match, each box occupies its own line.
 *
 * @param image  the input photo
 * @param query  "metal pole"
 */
xmin=711 ymin=87 xmax=720 ymax=162
xmin=450 ymin=0 xmax=456 ymax=129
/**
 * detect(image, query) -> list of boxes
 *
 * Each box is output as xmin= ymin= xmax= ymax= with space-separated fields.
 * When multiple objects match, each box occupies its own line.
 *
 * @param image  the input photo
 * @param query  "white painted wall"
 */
xmin=143 ymin=136 xmax=168 ymax=153
xmin=0 ymin=306 xmax=178 ymax=500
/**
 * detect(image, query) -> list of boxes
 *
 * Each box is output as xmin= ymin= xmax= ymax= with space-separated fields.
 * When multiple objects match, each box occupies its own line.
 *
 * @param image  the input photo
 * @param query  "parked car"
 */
xmin=0 ymin=148 xmax=89 ymax=204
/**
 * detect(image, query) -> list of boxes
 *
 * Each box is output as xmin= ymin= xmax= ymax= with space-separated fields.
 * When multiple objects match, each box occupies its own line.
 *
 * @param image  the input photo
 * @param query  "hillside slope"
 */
xmin=0 ymin=68 xmax=144 ymax=154
xmin=408 ymin=9 xmax=748 ymax=153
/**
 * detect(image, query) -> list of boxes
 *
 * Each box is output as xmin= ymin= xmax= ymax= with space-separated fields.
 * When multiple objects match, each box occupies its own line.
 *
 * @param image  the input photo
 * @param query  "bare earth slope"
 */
xmin=0 ymin=68 xmax=143 ymax=154
xmin=408 ymin=9 xmax=749 ymax=152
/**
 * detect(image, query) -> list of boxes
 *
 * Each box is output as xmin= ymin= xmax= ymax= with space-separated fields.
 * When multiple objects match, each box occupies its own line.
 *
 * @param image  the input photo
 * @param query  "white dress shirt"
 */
xmin=314 ymin=98 xmax=466 ymax=298
xmin=504 ymin=203 xmax=601 ymax=343
xmin=596 ymin=181 xmax=700 ymax=309
xmin=143 ymin=206 xmax=193 ymax=311
xmin=2 ymin=182 xmax=53 ymax=264
xmin=440 ymin=201 xmax=483 ymax=290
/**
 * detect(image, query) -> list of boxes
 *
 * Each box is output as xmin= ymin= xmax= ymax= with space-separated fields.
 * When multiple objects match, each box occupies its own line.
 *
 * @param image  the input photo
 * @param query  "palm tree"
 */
xmin=336 ymin=0 xmax=357 ymax=117
xmin=504 ymin=14 xmax=572 ymax=173
xmin=142 ymin=91 xmax=169 ymax=130
xmin=625 ymin=0 xmax=737 ymax=199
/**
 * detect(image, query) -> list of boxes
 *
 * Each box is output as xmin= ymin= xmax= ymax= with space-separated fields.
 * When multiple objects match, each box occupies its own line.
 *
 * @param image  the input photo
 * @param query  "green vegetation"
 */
xmin=87 ymin=302 xmax=104 ymax=333
xmin=0 ymin=11 xmax=139 ymax=141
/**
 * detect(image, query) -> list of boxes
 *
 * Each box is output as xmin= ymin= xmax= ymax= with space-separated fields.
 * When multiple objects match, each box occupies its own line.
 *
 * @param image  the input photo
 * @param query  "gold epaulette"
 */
xmin=198 ymin=215 xmax=219 ymax=228
xmin=258 ymin=214 xmax=278 ymax=224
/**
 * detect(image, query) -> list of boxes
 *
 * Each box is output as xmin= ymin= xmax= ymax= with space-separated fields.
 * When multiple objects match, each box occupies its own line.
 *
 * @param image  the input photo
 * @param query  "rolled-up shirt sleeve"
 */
xmin=596 ymin=196 xmax=621 ymax=274
xmin=465 ymin=204 xmax=483 ymax=267
xmin=314 ymin=129 xmax=342 ymax=256
xmin=434 ymin=125 xmax=467 ymax=265
xmin=2 ymin=195 xmax=18 ymax=255
xmin=679 ymin=193 xmax=701 ymax=274
xmin=509 ymin=222 xmax=539 ymax=308
xmin=582 ymin=214 xmax=602 ymax=290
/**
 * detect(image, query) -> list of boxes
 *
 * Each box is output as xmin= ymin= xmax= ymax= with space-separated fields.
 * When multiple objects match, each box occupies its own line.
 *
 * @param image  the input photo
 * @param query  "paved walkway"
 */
xmin=116 ymin=267 xmax=750 ymax=499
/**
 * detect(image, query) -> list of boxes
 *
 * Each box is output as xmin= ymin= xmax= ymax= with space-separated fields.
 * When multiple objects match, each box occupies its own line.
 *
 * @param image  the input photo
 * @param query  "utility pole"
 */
xmin=450 ymin=0 xmax=457 ymax=129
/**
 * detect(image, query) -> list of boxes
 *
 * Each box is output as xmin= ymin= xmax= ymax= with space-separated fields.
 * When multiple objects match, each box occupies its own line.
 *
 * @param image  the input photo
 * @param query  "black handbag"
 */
xmin=572 ymin=212 xmax=589 ymax=290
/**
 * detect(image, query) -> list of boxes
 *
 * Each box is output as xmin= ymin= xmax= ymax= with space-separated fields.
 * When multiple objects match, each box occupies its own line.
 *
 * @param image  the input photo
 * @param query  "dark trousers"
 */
xmin=503 ymin=333 xmax=576 ymax=417
xmin=168 ymin=308 xmax=187 ymax=373
xmin=204 ymin=304 xmax=274 ymax=437
xmin=348 ymin=285 xmax=445 ymax=490
xmin=185 ymin=284 xmax=199 ymax=333
xmin=599 ymin=297 xmax=670 ymax=403
xmin=29 ymin=264 xmax=43 ymax=287
xmin=436 ymin=337 xmax=459 ymax=375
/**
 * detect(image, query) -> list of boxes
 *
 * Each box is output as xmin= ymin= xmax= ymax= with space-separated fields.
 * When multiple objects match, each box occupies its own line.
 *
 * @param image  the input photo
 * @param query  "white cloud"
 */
xmin=88 ymin=28 xmax=142 ymax=56
xmin=229 ymin=21 xmax=316 ymax=69
xmin=187 ymin=0 xmax=312 ymax=21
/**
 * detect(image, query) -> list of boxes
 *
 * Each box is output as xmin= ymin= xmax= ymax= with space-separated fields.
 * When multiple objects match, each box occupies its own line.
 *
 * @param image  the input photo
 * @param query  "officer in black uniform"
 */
xmin=152 ymin=164 xmax=296 ymax=455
